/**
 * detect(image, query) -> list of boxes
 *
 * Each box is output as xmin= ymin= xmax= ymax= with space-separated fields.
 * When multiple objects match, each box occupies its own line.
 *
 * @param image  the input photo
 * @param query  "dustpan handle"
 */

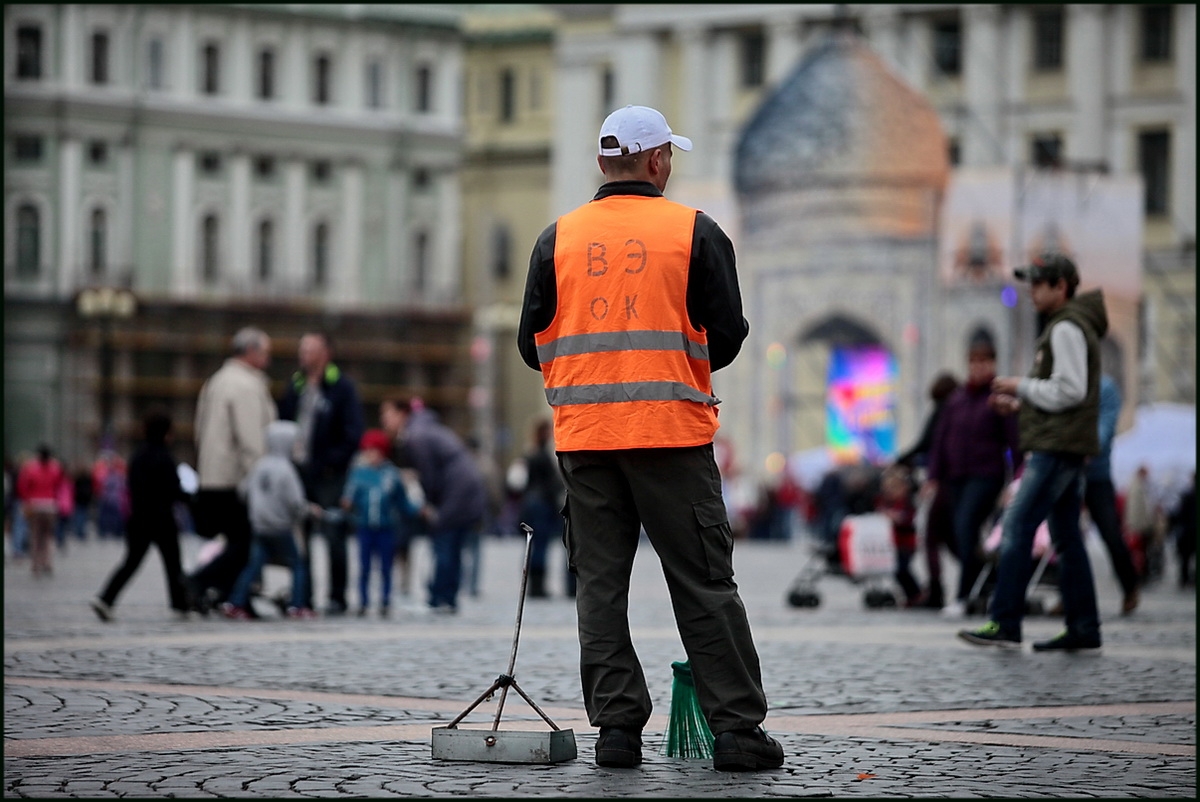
xmin=492 ymin=524 xmax=534 ymax=730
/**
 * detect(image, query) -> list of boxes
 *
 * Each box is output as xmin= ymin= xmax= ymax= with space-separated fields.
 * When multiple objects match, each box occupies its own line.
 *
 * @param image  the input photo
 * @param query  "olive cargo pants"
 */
xmin=558 ymin=443 xmax=769 ymax=735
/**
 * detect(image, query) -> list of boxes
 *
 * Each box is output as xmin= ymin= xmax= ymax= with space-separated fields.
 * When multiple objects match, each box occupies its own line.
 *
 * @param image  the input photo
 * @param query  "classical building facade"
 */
xmin=4 ymin=3 xmax=472 ymax=463
xmin=459 ymin=4 xmax=557 ymax=471
xmin=5 ymin=3 xmax=1195 ymax=487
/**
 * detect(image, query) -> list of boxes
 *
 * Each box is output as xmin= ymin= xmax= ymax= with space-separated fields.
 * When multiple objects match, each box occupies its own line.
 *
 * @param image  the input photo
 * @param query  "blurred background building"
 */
xmin=5 ymin=4 xmax=1196 ymax=493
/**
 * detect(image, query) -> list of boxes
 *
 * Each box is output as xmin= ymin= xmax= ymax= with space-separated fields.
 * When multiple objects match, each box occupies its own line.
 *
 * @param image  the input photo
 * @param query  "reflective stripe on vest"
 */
xmin=536 ymin=195 xmax=719 ymax=451
xmin=536 ymin=330 xmax=710 ymax=363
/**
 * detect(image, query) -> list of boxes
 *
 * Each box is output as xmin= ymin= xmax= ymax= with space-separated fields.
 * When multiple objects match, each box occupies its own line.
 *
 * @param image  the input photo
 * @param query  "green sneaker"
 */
xmin=957 ymin=621 xmax=1021 ymax=649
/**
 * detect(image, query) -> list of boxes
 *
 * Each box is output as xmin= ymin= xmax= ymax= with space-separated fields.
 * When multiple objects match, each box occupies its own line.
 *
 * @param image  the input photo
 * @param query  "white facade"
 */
xmin=3 ymin=3 xmax=470 ymax=458
xmin=4 ymin=3 xmax=466 ymax=309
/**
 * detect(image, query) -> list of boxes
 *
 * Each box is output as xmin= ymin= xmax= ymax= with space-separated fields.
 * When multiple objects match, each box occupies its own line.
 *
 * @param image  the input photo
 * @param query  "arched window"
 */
xmin=201 ymin=214 xmax=219 ymax=282
xmin=312 ymin=221 xmax=329 ymax=288
xmin=16 ymin=203 xmax=40 ymax=277
xmin=257 ymin=219 xmax=273 ymax=281
xmin=89 ymin=208 xmax=107 ymax=277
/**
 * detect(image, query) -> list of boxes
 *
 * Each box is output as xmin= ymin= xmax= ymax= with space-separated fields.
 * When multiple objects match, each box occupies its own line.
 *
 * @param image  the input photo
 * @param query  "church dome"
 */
xmin=734 ymin=29 xmax=949 ymax=197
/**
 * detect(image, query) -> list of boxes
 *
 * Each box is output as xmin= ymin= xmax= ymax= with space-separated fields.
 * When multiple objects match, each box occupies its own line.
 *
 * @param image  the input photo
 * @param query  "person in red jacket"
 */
xmin=877 ymin=464 xmax=921 ymax=606
xmin=16 ymin=444 xmax=66 ymax=576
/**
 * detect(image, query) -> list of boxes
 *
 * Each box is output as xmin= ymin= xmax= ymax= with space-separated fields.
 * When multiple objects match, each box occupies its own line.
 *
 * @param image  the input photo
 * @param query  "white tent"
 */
xmin=1110 ymin=403 xmax=1196 ymax=507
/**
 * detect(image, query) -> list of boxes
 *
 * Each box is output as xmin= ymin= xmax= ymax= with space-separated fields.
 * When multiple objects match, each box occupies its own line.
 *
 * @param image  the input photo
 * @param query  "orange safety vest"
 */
xmin=535 ymin=195 xmax=720 ymax=451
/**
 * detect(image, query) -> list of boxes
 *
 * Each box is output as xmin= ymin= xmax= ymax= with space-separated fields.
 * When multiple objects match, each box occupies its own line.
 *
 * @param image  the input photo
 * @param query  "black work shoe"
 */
xmin=713 ymin=726 xmax=785 ymax=771
xmin=595 ymin=727 xmax=643 ymax=768
xmin=1032 ymin=631 xmax=1101 ymax=652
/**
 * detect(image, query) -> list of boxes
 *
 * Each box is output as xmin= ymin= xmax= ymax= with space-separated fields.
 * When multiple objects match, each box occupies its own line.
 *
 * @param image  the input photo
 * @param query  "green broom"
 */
xmin=660 ymin=660 xmax=714 ymax=759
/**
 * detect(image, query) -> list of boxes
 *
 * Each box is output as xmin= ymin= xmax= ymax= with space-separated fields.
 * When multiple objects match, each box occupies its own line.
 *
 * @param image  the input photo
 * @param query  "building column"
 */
xmin=229 ymin=151 xmax=251 ymax=289
xmin=57 ymin=137 xmax=82 ymax=295
xmin=765 ymin=12 xmax=804 ymax=86
xmin=115 ymin=138 xmax=135 ymax=281
xmin=862 ymin=7 xmax=902 ymax=78
xmin=174 ymin=8 xmax=194 ymax=99
xmin=386 ymin=166 xmax=410 ymax=302
xmin=898 ymin=15 xmax=932 ymax=93
xmin=709 ymin=31 xmax=739 ymax=185
xmin=1003 ymin=10 xmax=1029 ymax=165
xmin=340 ymin=33 xmax=362 ymax=112
xmin=551 ymin=59 xmax=601 ymax=217
xmin=433 ymin=170 xmax=462 ymax=303
xmin=1176 ymin=5 xmax=1197 ymax=235
xmin=283 ymin=158 xmax=306 ymax=292
xmin=283 ymin=21 xmax=306 ymax=110
xmin=437 ymin=44 xmax=464 ymax=124
xmin=1067 ymin=5 xmax=1106 ymax=165
xmin=614 ymin=30 xmax=660 ymax=110
xmin=59 ymin=4 xmax=81 ymax=90
xmin=171 ymin=146 xmax=194 ymax=294
xmin=963 ymin=5 xmax=1004 ymax=167
xmin=229 ymin=22 xmax=252 ymax=105
xmin=677 ymin=23 xmax=709 ymax=182
xmin=336 ymin=162 xmax=363 ymax=306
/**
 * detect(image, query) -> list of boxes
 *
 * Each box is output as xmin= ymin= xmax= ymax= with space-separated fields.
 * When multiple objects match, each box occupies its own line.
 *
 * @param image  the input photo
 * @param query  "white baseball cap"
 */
xmin=598 ymin=105 xmax=693 ymax=157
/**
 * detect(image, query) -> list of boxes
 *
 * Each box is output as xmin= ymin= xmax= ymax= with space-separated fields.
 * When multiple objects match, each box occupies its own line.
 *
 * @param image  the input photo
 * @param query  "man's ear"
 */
xmin=647 ymin=147 xmax=663 ymax=176
xmin=596 ymin=154 xmax=606 ymax=175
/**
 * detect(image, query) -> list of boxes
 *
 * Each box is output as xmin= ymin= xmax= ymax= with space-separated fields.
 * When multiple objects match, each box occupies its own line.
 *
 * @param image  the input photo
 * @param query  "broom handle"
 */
xmin=492 ymin=524 xmax=534 ymax=730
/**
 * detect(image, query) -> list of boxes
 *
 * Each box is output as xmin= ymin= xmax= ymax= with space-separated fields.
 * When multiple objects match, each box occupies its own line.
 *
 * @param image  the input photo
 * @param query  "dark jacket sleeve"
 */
xmin=897 ymin=404 xmax=942 ymax=470
xmin=328 ymin=378 xmax=365 ymax=475
xmin=278 ymin=380 xmax=299 ymax=421
xmin=517 ymin=221 xmax=558 ymax=372
xmin=686 ymin=212 xmax=748 ymax=372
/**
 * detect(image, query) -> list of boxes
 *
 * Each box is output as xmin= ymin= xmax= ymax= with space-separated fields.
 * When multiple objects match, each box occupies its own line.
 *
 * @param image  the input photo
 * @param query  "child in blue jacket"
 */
xmin=342 ymin=429 xmax=419 ymax=617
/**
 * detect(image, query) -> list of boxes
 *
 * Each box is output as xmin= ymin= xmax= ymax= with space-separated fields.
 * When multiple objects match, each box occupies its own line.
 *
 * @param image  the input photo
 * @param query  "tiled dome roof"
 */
xmin=734 ymin=30 xmax=949 ymax=196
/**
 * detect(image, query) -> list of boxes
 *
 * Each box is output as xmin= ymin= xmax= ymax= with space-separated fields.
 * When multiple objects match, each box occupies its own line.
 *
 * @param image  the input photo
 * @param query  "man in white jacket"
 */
xmin=186 ymin=327 xmax=277 ymax=613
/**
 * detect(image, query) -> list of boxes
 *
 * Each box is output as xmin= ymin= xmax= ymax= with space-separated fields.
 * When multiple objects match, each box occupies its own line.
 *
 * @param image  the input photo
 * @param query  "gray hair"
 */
xmin=231 ymin=327 xmax=269 ymax=356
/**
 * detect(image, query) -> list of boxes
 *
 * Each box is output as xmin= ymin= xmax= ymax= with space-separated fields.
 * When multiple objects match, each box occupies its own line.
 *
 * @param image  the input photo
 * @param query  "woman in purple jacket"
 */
xmin=926 ymin=333 xmax=1023 ymax=617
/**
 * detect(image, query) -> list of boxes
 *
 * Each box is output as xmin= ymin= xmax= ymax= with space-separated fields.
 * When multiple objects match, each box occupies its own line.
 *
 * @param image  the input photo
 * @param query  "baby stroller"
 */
xmin=786 ymin=512 xmax=901 ymax=609
xmin=965 ymin=479 xmax=1058 ymax=617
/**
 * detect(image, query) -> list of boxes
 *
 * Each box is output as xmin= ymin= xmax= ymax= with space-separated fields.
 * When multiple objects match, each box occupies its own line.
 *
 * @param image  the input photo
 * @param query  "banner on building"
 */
xmin=826 ymin=345 xmax=897 ymax=464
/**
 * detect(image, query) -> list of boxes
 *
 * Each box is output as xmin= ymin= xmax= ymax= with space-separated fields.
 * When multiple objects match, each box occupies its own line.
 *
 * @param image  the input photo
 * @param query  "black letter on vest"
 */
xmin=587 ymin=243 xmax=608 ymax=276
xmin=624 ymin=239 xmax=647 ymax=273
xmin=625 ymin=295 xmax=639 ymax=319
xmin=590 ymin=297 xmax=609 ymax=321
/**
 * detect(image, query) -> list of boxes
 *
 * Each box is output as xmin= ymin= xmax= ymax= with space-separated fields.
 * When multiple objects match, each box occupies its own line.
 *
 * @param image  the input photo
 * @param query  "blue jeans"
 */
xmin=357 ymin=526 xmax=395 ymax=608
xmin=990 ymin=452 xmax=1100 ymax=641
xmin=948 ymin=476 xmax=1006 ymax=601
xmin=228 ymin=531 xmax=309 ymax=611
xmin=428 ymin=524 xmax=476 ymax=610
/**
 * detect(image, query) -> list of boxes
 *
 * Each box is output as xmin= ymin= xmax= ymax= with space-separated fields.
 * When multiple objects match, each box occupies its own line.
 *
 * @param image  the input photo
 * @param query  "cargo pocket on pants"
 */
xmin=560 ymin=500 xmax=577 ymax=576
xmin=694 ymin=496 xmax=734 ymax=581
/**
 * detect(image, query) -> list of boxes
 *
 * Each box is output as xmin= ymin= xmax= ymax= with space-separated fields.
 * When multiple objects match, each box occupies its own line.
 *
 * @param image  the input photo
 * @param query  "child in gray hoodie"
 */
xmin=222 ymin=420 xmax=319 ymax=619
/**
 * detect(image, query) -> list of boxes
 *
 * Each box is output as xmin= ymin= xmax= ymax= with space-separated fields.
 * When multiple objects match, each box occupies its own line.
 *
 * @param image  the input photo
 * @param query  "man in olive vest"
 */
xmin=959 ymin=253 xmax=1107 ymax=652
xmin=518 ymin=105 xmax=783 ymax=771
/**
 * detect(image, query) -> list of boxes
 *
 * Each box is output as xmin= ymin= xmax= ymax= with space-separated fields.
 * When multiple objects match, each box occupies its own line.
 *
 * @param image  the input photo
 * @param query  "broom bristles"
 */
xmin=661 ymin=659 xmax=714 ymax=759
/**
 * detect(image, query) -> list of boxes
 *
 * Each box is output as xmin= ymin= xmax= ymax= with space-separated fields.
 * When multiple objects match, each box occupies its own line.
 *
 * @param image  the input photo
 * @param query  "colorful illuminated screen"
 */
xmin=826 ymin=345 xmax=897 ymax=463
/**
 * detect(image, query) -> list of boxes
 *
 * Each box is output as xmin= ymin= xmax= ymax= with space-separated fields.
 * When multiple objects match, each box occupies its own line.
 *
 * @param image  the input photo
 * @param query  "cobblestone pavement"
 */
xmin=4 ymin=530 xmax=1196 ymax=798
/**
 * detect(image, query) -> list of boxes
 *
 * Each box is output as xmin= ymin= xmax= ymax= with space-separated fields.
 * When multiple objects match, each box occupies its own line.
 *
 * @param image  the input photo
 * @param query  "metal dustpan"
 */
xmin=431 ymin=524 xmax=577 ymax=764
